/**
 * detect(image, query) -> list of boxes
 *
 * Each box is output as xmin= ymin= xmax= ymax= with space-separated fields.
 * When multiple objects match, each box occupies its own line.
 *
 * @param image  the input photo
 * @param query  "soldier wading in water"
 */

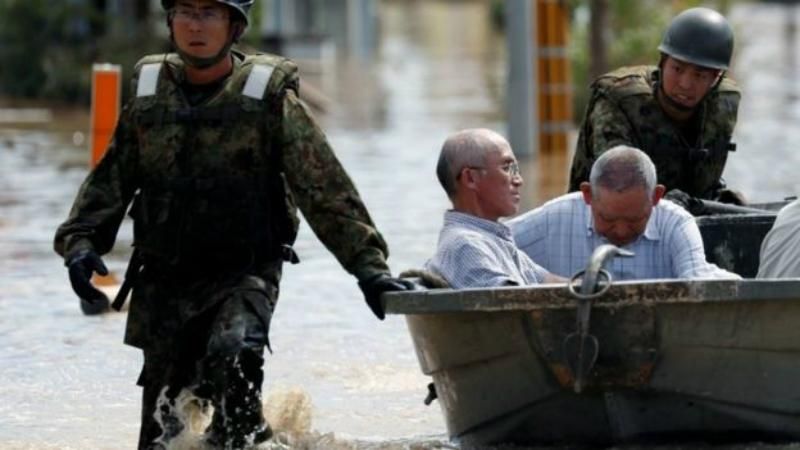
xmin=54 ymin=0 xmax=414 ymax=448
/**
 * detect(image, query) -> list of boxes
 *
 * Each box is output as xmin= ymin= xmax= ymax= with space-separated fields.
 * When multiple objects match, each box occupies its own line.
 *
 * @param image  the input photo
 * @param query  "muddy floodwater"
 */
xmin=1 ymin=1 xmax=799 ymax=449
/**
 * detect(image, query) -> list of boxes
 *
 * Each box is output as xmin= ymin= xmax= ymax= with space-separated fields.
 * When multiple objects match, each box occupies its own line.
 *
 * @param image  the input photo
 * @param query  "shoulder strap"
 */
xmin=240 ymin=53 xmax=299 ymax=100
xmin=136 ymin=63 xmax=162 ymax=98
xmin=592 ymin=65 xmax=654 ymax=101
xmin=243 ymin=64 xmax=275 ymax=99
xmin=132 ymin=53 xmax=181 ymax=98
xmin=238 ymin=54 xmax=299 ymax=160
xmin=239 ymin=53 xmax=301 ymax=261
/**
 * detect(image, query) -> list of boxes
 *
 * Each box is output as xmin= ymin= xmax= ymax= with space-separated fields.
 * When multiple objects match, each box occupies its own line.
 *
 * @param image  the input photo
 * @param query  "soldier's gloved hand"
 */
xmin=664 ymin=189 xmax=705 ymax=215
xmin=715 ymin=188 xmax=747 ymax=206
xmin=358 ymin=273 xmax=416 ymax=320
xmin=66 ymin=249 xmax=110 ymax=305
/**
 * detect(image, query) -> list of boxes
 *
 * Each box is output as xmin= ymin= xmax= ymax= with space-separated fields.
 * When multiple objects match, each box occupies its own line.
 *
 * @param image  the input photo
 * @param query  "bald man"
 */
xmin=425 ymin=129 xmax=559 ymax=288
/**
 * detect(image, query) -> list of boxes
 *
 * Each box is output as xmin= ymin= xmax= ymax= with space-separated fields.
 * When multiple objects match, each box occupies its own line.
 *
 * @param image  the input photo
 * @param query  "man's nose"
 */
xmin=677 ymin=72 xmax=694 ymax=89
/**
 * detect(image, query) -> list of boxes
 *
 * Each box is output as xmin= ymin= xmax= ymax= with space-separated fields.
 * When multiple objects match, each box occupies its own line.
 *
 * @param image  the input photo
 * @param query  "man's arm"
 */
xmin=542 ymin=272 xmax=568 ymax=284
xmin=668 ymin=214 xmax=741 ymax=280
xmin=280 ymin=90 xmax=389 ymax=281
xmin=569 ymin=95 xmax=636 ymax=191
xmin=54 ymin=105 xmax=139 ymax=262
xmin=428 ymin=239 xmax=521 ymax=289
xmin=279 ymin=90 xmax=414 ymax=320
xmin=586 ymin=96 xmax=637 ymax=157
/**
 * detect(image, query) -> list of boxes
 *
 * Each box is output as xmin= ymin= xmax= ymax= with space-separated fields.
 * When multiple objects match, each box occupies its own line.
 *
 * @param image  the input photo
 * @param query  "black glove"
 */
xmin=358 ymin=273 xmax=416 ymax=320
xmin=664 ymin=189 xmax=705 ymax=215
xmin=714 ymin=188 xmax=747 ymax=206
xmin=66 ymin=249 xmax=110 ymax=305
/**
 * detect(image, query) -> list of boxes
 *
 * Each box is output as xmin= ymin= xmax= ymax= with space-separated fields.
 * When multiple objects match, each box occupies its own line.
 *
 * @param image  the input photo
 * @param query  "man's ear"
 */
xmin=458 ymin=167 xmax=479 ymax=191
xmin=579 ymin=182 xmax=593 ymax=205
xmin=467 ymin=168 xmax=482 ymax=190
xmin=652 ymin=184 xmax=666 ymax=205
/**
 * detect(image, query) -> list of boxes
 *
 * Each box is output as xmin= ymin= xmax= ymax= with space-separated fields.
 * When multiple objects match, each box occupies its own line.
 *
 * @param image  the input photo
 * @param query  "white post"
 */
xmin=346 ymin=0 xmax=376 ymax=60
xmin=506 ymin=0 xmax=538 ymax=157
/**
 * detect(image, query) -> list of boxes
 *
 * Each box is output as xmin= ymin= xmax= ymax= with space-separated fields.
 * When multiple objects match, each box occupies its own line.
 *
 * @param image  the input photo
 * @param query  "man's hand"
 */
xmin=664 ymin=189 xmax=706 ymax=215
xmin=715 ymin=188 xmax=747 ymax=206
xmin=358 ymin=273 xmax=416 ymax=320
xmin=66 ymin=249 xmax=110 ymax=305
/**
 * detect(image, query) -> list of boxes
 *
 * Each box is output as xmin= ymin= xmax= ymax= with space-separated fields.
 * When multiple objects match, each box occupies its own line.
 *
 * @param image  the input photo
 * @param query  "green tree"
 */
xmin=0 ymin=0 xmax=52 ymax=98
xmin=0 ymin=1 xmax=163 ymax=103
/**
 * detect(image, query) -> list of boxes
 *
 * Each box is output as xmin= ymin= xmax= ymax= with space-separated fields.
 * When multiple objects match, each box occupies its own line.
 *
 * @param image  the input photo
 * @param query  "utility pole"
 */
xmin=506 ymin=0 xmax=535 ymax=158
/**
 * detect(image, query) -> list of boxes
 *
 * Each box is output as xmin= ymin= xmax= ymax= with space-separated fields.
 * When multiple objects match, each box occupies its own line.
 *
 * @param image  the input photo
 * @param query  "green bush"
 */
xmin=0 ymin=0 xmax=51 ymax=98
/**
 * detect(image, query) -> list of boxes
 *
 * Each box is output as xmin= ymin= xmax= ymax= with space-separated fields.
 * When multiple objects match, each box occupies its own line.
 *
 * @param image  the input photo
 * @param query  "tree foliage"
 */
xmin=0 ymin=0 xmax=57 ymax=98
xmin=0 ymin=0 xmax=163 ymax=103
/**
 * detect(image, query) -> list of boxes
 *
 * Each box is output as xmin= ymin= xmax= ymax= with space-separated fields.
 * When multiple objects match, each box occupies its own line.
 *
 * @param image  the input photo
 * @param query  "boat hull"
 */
xmin=394 ymin=279 xmax=800 ymax=445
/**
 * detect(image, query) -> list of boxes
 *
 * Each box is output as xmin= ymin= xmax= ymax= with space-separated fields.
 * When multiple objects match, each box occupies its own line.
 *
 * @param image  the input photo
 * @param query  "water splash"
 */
xmin=140 ymin=385 xmax=453 ymax=450
xmin=263 ymin=387 xmax=313 ymax=436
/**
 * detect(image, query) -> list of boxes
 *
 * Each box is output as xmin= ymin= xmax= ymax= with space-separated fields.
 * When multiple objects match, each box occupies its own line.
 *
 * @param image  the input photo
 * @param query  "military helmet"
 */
xmin=161 ymin=0 xmax=254 ymax=25
xmin=658 ymin=7 xmax=734 ymax=70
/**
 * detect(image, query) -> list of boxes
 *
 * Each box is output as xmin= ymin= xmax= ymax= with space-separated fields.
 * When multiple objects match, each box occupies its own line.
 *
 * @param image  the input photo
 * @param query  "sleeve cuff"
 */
xmin=63 ymin=238 xmax=95 ymax=265
xmin=353 ymin=264 xmax=390 ymax=284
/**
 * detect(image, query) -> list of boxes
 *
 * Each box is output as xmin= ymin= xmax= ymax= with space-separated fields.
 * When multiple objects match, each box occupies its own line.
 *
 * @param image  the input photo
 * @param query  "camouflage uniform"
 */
xmin=569 ymin=65 xmax=740 ymax=199
xmin=54 ymin=52 xmax=390 ymax=448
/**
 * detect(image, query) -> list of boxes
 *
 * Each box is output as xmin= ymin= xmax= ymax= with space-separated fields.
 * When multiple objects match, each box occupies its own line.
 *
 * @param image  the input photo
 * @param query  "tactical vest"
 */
xmin=128 ymin=52 xmax=300 ymax=272
xmin=577 ymin=65 xmax=740 ymax=197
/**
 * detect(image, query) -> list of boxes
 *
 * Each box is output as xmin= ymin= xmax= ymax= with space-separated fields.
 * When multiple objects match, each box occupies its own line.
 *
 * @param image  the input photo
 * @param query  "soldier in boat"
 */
xmin=568 ymin=7 xmax=746 ymax=215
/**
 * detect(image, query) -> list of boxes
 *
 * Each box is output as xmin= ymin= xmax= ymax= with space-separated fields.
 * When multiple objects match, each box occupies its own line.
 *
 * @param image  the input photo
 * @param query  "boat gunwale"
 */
xmin=384 ymin=278 xmax=800 ymax=314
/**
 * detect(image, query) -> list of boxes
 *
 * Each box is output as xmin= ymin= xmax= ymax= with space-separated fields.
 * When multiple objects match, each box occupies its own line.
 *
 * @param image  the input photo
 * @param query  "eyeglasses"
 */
xmin=499 ymin=161 xmax=521 ymax=178
xmin=172 ymin=6 xmax=228 ymax=24
xmin=460 ymin=161 xmax=521 ymax=179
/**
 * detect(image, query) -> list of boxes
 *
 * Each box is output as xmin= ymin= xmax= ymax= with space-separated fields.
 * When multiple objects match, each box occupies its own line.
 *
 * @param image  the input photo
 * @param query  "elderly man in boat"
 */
xmin=757 ymin=198 xmax=800 ymax=278
xmin=509 ymin=145 xmax=739 ymax=280
xmin=425 ymin=128 xmax=563 ymax=288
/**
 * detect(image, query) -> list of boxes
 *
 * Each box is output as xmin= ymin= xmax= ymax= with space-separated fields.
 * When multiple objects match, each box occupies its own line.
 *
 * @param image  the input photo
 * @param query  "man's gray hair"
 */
xmin=436 ymin=128 xmax=506 ymax=198
xmin=589 ymin=145 xmax=657 ymax=196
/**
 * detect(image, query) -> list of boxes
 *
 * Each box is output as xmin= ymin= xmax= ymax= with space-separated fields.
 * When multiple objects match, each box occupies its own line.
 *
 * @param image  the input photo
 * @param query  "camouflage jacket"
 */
xmin=54 ymin=52 xmax=390 ymax=349
xmin=569 ymin=65 xmax=740 ymax=198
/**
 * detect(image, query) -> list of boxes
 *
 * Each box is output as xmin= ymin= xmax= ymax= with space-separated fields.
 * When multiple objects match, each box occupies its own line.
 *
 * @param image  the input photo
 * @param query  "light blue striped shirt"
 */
xmin=508 ymin=193 xmax=739 ymax=281
xmin=425 ymin=210 xmax=550 ymax=288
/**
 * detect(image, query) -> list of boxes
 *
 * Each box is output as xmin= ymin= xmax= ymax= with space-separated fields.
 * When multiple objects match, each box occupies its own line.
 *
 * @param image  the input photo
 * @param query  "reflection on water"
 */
xmin=1 ymin=1 xmax=800 ymax=449
xmin=726 ymin=3 xmax=800 ymax=201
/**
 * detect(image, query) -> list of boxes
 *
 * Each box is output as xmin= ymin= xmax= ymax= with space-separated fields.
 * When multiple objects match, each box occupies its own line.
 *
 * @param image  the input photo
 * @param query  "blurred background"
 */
xmin=2 ymin=0 xmax=800 ymax=449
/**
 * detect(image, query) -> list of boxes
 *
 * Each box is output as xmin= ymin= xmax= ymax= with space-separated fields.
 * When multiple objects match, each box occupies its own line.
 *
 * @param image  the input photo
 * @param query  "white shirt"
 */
xmin=508 ymin=193 xmax=739 ymax=280
xmin=757 ymin=199 xmax=800 ymax=278
xmin=425 ymin=210 xmax=549 ymax=288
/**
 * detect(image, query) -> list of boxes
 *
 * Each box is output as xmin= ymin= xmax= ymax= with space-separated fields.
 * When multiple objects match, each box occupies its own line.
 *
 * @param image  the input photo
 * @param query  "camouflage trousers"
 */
xmin=136 ymin=294 xmax=272 ymax=450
